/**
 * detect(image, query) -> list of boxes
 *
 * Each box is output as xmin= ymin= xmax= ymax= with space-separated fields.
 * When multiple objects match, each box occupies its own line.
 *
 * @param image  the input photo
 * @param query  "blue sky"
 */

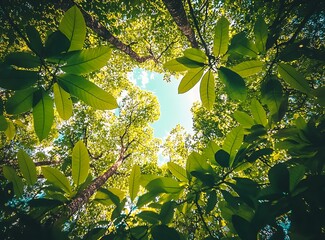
xmin=128 ymin=68 xmax=200 ymax=139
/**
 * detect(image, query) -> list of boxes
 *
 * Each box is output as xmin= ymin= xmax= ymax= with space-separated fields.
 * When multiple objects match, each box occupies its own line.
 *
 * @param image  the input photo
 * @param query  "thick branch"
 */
xmin=162 ymin=0 xmax=199 ymax=48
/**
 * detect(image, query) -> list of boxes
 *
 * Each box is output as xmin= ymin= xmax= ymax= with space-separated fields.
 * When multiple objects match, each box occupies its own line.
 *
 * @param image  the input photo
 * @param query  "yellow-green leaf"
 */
xmin=3 ymin=166 xmax=24 ymax=197
xmin=17 ymin=149 xmax=37 ymax=185
xmin=42 ymin=166 xmax=72 ymax=195
xmin=129 ymin=165 xmax=141 ymax=202
xmin=223 ymin=126 xmax=244 ymax=167
xmin=250 ymin=99 xmax=268 ymax=126
xmin=213 ymin=16 xmax=230 ymax=56
xmin=167 ymin=162 xmax=188 ymax=182
xmin=53 ymin=83 xmax=73 ymax=120
xmin=178 ymin=67 xmax=205 ymax=94
xmin=254 ymin=16 xmax=268 ymax=53
xmin=200 ymin=70 xmax=215 ymax=110
xmin=231 ymin=60 xmax=264 ymax=78
xmin=5 ymin=120 xmax=15 ymax=141
xmin=0 ymin=115 xmax=8 ymax=131
xmin=219 ymin=67 xmax=247 ymax=101
xmin=72 ymin=140 xmax=90 ymax=186
xmin=184 ymin=48 xmax=207 ymax=63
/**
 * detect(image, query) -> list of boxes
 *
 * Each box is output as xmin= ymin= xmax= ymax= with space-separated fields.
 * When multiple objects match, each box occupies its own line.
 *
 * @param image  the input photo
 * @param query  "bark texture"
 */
xmin=162 ymin=0 xmax=199 ymax=48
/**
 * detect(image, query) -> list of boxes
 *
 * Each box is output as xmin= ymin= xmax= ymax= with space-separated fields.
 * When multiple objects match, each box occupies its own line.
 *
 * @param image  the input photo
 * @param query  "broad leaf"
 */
xmin=59 ymin=5 xmax=86 ymax=51
xmin=94 ymin=188 xmax=124 ymax=206
xmin=0 ymin=116 xmax=8 ymax=131
xmin=53 ymin=83 xmax=73 ymax=120
xmin=186 ymin=151 xmax=213 ymax=175
xmin=268 ymin=163 xmax=289 ymax=193
xmin=232 ymin=215 xmax=256 ymax=240
xmin=261 ymin=77 xmax=283 ymax=115
xmin=129 ymin=165 xmax=141 ymax=201
xmin=3 ymin=166 xmax=24 ymax=197
xmin=200 ymin=70 xmax=215 ymax=110
xmin=146 ymin=177 xmax=182 ymax=194
xmin=206 ymin=190 xmax=218 ymax=214
xmin=213 ymin=16 xmax=230 ymax=56
xmin=72 ymin=140 xmax=90 ymax=186
xmin=229 ymin=32 xmax=258 ymax=58
xmin=219 ymin=67 xmax=247 ymax=101
xmin=254 ymin=16 xmax=268 ymax=53
xmin=42 ymin=167 xmax=72 ymax=195
xmin=0 ymin=68 xmax=38 ymax=90
xmin=25 ymin=26 xmax=43 ymax=56
xmin=289 ymin=165 xmax=305 ymax=192
xmin=223 ymin=126 xmax=244 ymax=167
xmin=44 ymin=31 xmax=70 ymax=57
xmin=184 ymin=48 xmax=207 ymax=63
xmin=5 ymin=52 xmax=41 ymax=68
xmin=278 ymin=63 xmax=312 ymax=95
xmin=4 ymin=120 xmax=15 ymax=140
xmin=151 ymin=225 xmax=180 ymax=240
xmin=5 ymin=87 xmax=36 ymax=115
xmin=61 ymin=47 xmax=111 ymax=74
xmin=178 ymin=67 xmax=205 ymax=94
xmin=160 ymin=201 xmax=175 ymax=224
xmin=202 ymin=141 xmax=221 ymax=164
xmin=233 ymin=111 xmax=255 ymax=127
xmin=247 ymin=148 xmax=273 ymax=163
xmin=58 ymin=74 xmax=118 ymax=110
xmin=231 ymin=60 xmax=264 ymax=78
xmin=167 ymin=162 xmax=188 ymax=182
xmin=250 ymin=99 xmax=267 ymax=126
xmin=164 ymin=57 xmax=204 ymax=72
xmin=33 ymin=90 xmax=54 ymax=141
xmin=137 ymin=211 xmax=160 ymax=224
xmin=215 ymin=149 xmax=230 ymax=168
xmin=17 ymin=149 xmax=37 ymax=185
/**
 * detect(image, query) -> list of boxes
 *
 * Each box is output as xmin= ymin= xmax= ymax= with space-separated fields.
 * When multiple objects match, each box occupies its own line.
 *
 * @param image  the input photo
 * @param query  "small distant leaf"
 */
xmin=129 ymin=165 xmax=141 ymax=201
xmin=44 ymin=31 xmax=70 ymax=57
xmin=250 ymin=99 xmax=267 ymax=127
xmin=25 ymin=26 xmax=43 ymax=55
xmin=72 ymin=140 xmax=90 ymax=186
xmin=229 ymin=32 xmax=258 ymax=58
xmin=278 ymin=63 xmax=312 ymax=95
xmin=233 ymin=111 xmax=255 ymax=127
xmin=219 ymin=67 xmax=247 ymax=101
xmin=184 ymin=48 xmax=207 ymax=63
xmin=215 ymin=149 xmax=230 ymax=168
xmin=42 ymin=167 xmax=72 ymax=195
xmin=5 ymin=87 xmax=36 ymax=115
xmin=151 ymin=225 xmax=180 ymax=240
xmin=61 ymin=47 xmax=111 ymax=75
xmin=59 ymin=5 xmax=86 ymax=51
xmin=223 ymin=126 xmax=244 ymax=167
xmin=146 ymin=177 xmax=182 ymax=194
xmin=213 ymin=16 xmax=230 ymax=56
xmin=200 ymin=70 xmax=215 ymax=110
xmin=58 ymin=74 xmax=118 ymax=110
xmin=3 ymin=166 xmax=24 ymax=197
xmin=167 ymin=162 xmax=188 ymax=182
xmin=137 ymin=211 xmax=160 ymax=224
xmin=0 ymin=68 xmax=38 ymax=90
xmin=0 ymin=116 xmax=8 ymax=131
xmin=178 ymin=67 xmax=205 ymax=94
xmin=5 ymin=120 xmax=15 ymax=140
xmin=254 ymin=16 xmax=268 ymax=53
xmin=53 ymin=83 xmax=73 ymax=120
xmin=231 ymin=60 xmax=264 ymax=78
xmin=33 ymin=90 xmax=54 ymax=141
xmin=5 ymin=52 xmax=41 ymax=68
xmin=17 ymin=149 xmax=37 ymax=185
xmin=164 ymin=57 xmax=204 ymax=72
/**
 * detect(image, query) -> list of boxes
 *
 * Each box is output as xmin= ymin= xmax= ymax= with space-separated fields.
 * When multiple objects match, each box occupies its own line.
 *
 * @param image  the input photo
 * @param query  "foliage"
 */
xmin=0 ymin=1 xmax=324 ymax=240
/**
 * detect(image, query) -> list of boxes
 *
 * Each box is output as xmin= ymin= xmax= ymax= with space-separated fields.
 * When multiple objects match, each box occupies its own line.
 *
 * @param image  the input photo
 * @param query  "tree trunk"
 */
xmin=162 ymin=0 xmax=199 ymax=48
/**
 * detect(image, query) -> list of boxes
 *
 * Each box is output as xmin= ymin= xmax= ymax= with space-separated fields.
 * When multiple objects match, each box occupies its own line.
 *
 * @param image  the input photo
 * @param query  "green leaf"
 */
xmin=151 ymin=225 xmax=180 ymax=240
xmin=219 ymin=67 xmax=247 ymax=101
xmin=278 ymin=63 xmax=312 ymax=95
xmin=229 ymin=32 xmax=258 ymax=58
xmin=0 ymin=115 xmax=8 ymax=131
xmin=164 ymin=57 xmax=204 ymax=72
xmin=44 ymin=31 xmax=70 ymax=57
xmin=232 ymin=215 xmax=256 ymax=240
xmin=137 ymin=191 xmax=159 ymax=208
xmin=61 ymin=47 xmax=111 ymax=75
xmin=146 ymin=177 xmax=182 ymax=194
xmin=17 ymin=149 xmax=37 ymax=185
xmin=223 ymin=126 xmax=244 ymax=167
xmin=231 ymin=60 xmax=264 ymax=78
xmin=4 ymin=120 xmax=15 ymax=140
xmin=5 ymin=52 xmax=41 ymax=68
xmin=289 ymin=165 xmax=305 ymax=192
xmin=33 ymin=90 xmax=54 ymax=141
xmin=215 ymin=149 xmax=230 ymax=168
xmin=5 ymin=87 xmax=36 ymax=115
xmin=137 ymin=211 xmax=160 ymax=224
xmin=268 ymin=163 xmax=289 ymax=193
xmin=167 ymin=162 xmax=188 ymax=182
xmin=129 ymin=226 xmax=148 ymax=239
xmin=178 ymin=67 xmax=205 ymax=94
xmin=200 ymin=70 xmax=215 ymax=110
xmin=0 ymin=99 xmax=3 ymax=115
xmin=213 ymin=16 xmax=230 ymax=56
xmin=186 ymin=152 xmax=213 ymax=175
xmin=233 ymin=111 xmax=255 ymax=127
xmin=206 ymin=190 xmax=218 ymax=214
xmin=72 ymin=140 xmax=90 ymax=186
xmin=254 ymin=16 xmax=268 ymax=53
xmin=160 ymin=201 xmax=175 ymax=224
xmin=59 ymin=5 xmax=86 ymax=51
xmin=3 ymin=166 xmax=24 ymax=197
xmin=250 ymin=99 xmax=267 ymax=126
xmin=53 ymin=83 xmax=73 ymax=120
xmin=261 ymin=77 xmax=283 ymax=116
xmin=0 ymin=68 xmax=38 ymax=90
xmin=247 ymin=148 xmax=273 ymax=163
xmin=129 ymin=165 xmax=141 ymax=201
xmin=25 ymin=26 xmax=43 ymax=56
xmin=202 ymin=141 xmax=221 ymax=164
xmin=57 ymin=74 xmax=118 ymax=110
xmin=184 ymin=48 xmax=207 ymax=63
xmin=94 ymin=188 xmax=124 ymax=206
xmin=42 ymin=167 xmax=72 ymax=195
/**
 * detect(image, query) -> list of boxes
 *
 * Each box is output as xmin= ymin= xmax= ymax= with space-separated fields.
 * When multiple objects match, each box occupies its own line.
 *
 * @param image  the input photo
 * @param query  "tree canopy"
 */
xmin=0 ymin=0 xmax=324 ymax=239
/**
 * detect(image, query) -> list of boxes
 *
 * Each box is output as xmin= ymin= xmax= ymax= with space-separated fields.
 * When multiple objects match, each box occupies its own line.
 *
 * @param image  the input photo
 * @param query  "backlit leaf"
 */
xmin=213 ymin=16 xmax=230 ymax=56
xmin=164 ymin=57 xmax=204 ymax=72
xmin=229 ymin=32 xmax=258 ymax=58
xmin=44 ymin=31 xmax=70 ymax=57
xmin=200 ymin=70 xmax=215 ymax=110
xmin=160 ymin=201 xmax=176 ymax=224
xmin=146 ymin=177 xmax=182 ymax=194
xmin=25 ymin=26 xmax=43 ymax=55
xmin=5 ymin=120 xmax=15 ymax=140
xmin=17 ymin=149 xmax=37 ymax=185
xmin=223 ymin=126 xmax=244 ymax=167
xmin=58 ymin=74 xmax=118 ymax=110
xmin=0 ymin=68 xmax=38 ymax=90
xmin=178 ymin=67 xmax=205 ymax=94
xmin=0 ymin=116 xmax=8 ymax=131
xmin=231 ymin=60 xmax=264 ymax=78
xmin=5 ymin=87 xmax=36 ymax=115
xmin=219 ymin=67 xmax=247 ymax=101
xmin=72 ymin=140 xmax=90 ymax=186
xmin=137 ymin=211 xmax=160 ymax=224
xmin=167 ymin=162 xmax=188 ymax=182
xmin=233 ymin=111 xmax=255 ymax=127
xmin=186 ymin=151 xmax=213 ymax=175
xmin=250 ymin=99 xmax=267 ymax=126
xmin=3 ymin=166 xmax=24 ymax=197
xmin=5 ymin=52 xmax=41 ymax=68
xmin=129 ymin=165 xmax=141 ymax=201
xmin=184 ymin=48 xmax=207 ymax=63
xmin=53 ymin=83 xmax=73 ymax=120
xmin=261 ymin=77 xmax=283 ymax=115
xmin=254 ymin=16 xmax=268 ymax=53
xmin=42 ymin=166 xmax=72 ymax=195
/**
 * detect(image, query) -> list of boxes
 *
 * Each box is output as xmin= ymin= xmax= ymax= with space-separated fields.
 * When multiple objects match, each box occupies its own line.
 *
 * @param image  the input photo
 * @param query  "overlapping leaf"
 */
xmin=129 ymin=165 xmax=141 ymax=201
xmin=213 ymin=16 xmax=230 ymax=56
xmin=42 ymin=167 xmax=72 ymax=195
xmin=53 ymin=83 xmax=73 ymax=120
xmin=72 ymin=140 xmax=90 ymax=186
xmin=200 ymin=70 xmax=215 ymax=110
xmin=219 ymin=67 xmax=247 ymax=101
xmin=178 ymin=67 xmax=205 ymax=94
xmin=17 ymin=149 xmax=37 ymax=185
